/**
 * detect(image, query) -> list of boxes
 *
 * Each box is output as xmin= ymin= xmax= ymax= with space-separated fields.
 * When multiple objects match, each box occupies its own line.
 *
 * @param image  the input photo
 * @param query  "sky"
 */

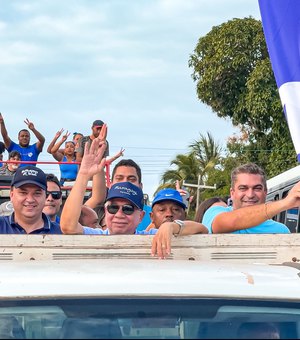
xmin=0 ymin=0 xmax=261 ymax=200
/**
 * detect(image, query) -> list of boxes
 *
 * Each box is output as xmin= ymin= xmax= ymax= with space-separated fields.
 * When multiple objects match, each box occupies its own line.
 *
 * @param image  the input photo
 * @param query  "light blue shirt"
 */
xmin=203 ymin=205 xmax=290 ymax=234
xmin=136 ymin=204 xmax=152 ymax=231
xmin=83 ymin=227 xmax=158 ymax=235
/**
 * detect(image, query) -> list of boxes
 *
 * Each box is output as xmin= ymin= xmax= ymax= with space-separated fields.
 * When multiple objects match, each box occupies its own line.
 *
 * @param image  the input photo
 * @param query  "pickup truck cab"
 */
xmin=0 ymin=234 xmax=300 ymax=339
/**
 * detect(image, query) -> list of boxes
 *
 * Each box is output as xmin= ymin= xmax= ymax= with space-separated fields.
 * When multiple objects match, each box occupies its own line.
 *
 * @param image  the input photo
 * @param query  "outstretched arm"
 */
xmin=211 ymin=181 xmax=300 ymax=233
xmin=24 ymin=118 xmax=45 ymax=152
xmin=105 ymin=147 xmax=125 ymax=166
xmin=60 ymin=134 xmax=107 ymax=234
xmin=0 ymin=113 xmax=12 ymax=148
xmin=151 ymin=221 xmax=208 ymax=259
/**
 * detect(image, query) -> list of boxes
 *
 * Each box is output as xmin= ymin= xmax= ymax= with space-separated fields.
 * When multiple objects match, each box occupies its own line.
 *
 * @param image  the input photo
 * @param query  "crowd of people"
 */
xmin=0 ymin=113 xmax=297 ymax=259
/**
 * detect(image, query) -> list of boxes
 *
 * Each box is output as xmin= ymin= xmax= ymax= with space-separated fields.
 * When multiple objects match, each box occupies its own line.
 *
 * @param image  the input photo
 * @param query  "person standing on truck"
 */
xmin=0 ymin=165 xmax=62 ymax=234
xmin=202 ymin=163 xmax=292 ymax=234
xmin=76 ymin=119 xmax=109 ymax=163
xmin=0 ymin=113 xmax=45 ymax=167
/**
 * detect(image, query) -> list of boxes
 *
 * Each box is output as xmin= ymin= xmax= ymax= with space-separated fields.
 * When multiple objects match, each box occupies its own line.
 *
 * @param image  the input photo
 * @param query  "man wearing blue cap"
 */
xmin=150 ymin=188 xmax=187 ymax=229
xmin=0 ymin=165 xmax=62 ymax=234
xmin=60 ymin=138 xmax=208 ymax=257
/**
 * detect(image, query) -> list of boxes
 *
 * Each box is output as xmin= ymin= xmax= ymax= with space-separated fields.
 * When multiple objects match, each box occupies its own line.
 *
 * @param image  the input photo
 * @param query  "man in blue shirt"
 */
xmin=0 ymin=113 xmax=45 ymax=166
xmin=203 ymin=163 xmax=292 ymax=234
xmin=0 ymin=165 xmax=61 ymax=234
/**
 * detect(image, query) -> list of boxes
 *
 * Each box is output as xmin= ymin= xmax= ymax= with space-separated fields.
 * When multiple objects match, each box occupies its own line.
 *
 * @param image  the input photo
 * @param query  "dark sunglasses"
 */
xmin=106 ymin=204 xmax=135 ymax=215
xmin=46 ymin=191 xmax=62 ymax=200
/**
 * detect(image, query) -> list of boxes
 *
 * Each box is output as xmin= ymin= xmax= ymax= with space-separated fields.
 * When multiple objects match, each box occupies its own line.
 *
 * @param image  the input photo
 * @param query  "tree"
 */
xmin=189 ymin=131 xmax=222 ymax=182
xmin=158 ymin=153 xmax=199 ymax=195
xmin=189 ymin=17 xmax=297 ymax=176
xmin=159 ymin=132 xmax=223 ymax=215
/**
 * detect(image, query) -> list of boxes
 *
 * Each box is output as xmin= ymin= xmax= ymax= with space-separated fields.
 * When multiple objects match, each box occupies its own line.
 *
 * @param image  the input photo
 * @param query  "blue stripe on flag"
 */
xmin=258 ymin=0 xmax=300 ymax=160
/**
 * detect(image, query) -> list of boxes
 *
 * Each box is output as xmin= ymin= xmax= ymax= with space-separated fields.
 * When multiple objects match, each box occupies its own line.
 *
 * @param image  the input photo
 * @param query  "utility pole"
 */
xmin=183 ymin=175 xmax=217 ymax=211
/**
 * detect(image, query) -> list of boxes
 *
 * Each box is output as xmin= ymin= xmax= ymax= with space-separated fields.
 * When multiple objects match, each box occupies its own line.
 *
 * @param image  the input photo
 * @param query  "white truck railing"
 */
xmin=0 ymin=234 xmax=299 ymax=264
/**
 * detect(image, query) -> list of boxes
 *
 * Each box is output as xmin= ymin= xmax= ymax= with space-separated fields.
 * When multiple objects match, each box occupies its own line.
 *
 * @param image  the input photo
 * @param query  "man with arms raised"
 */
xmin=203 ymin=163 xmax=292 ymax=233
xmin=0 ymin=113 xmax=45 ymax=166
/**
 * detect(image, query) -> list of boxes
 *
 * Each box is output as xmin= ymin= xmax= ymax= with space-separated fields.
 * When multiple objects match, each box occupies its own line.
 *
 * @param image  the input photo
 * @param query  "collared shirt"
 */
xmin=0 ymin=213 xmax=62 ymax=234
xmin=203 ymin=205 xmax=290 ymax=234
xmin=82 ymin=227 xmax=158 ymax=235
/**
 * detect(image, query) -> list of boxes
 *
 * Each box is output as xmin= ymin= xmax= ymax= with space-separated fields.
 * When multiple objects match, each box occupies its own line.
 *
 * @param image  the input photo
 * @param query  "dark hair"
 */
xmin=46 ymin=173 xmax=61 ymax=189
xmin=8 ymin=151 xmax=21 ymax=159
xmin=111 ymin=159 xmax=142 ymax=184
xmin=231 ymin=163 xmax=267 ymax=190
xmin=194 ymin=197 xmax=227 ymax=223
xmin=18 ymin=129 xmax=30 ymax=137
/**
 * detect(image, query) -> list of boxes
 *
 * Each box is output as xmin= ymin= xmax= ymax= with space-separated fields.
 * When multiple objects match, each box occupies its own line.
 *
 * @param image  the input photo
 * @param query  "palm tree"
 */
xmin=189 ymin=131 xmax=222 ymax=184
xmin=156 ymin=153 xmax=199 ymax=195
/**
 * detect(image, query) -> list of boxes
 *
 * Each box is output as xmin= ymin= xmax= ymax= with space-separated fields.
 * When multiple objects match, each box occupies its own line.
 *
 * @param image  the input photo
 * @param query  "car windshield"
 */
xmin=0 ymin=298 xmax=299 ymax=339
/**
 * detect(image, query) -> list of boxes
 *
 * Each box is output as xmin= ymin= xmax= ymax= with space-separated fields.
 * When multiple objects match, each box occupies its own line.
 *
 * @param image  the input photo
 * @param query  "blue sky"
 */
xmin=0 ymin=0 xmax=261 ymax=199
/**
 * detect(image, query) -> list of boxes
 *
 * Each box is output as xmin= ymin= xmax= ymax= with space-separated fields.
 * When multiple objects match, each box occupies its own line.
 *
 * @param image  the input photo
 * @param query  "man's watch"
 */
xmin=173 ymin=220 xmax=185 ymax=237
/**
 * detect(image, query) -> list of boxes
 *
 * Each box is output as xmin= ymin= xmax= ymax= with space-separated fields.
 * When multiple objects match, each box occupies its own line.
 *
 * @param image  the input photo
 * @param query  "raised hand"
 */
xmin=24 ymin=118 xmax=35 ymax=130
xmin=55 ymin=128 xmax=64 ymax=139
xmin=61 ymin=130 xmax=70 ymax=142
xmin=79 ymin=137 xmax=107 ymax=178
xmin=99 ymin=123 xmax=107 ymax=142
xmin=175 ymin=180 xmax=187 ymax=197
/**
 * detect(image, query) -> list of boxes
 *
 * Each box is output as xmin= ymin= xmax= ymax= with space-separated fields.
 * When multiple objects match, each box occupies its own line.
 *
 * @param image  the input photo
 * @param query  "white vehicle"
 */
xmin=0 ymin=234 xmax=300 ymax=339
xmin=266 ymin=165 xmax=300 ymax=232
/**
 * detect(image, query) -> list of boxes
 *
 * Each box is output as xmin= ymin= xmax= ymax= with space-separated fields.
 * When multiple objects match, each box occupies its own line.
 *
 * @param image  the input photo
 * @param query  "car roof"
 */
xmin=1 ymin=258 xmax=300 ymax=300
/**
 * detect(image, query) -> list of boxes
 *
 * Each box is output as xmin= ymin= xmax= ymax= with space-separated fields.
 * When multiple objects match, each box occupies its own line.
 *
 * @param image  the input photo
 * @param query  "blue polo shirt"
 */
xmin=0 ymin=213 xmax=62 ymax=234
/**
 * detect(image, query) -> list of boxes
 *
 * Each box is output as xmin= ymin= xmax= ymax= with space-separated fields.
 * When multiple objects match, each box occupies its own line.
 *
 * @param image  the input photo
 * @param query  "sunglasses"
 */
xmin=106 ymin=204 xmax=136 ymax=215
xmin=46 ymin=191 xmax=62 ymax=200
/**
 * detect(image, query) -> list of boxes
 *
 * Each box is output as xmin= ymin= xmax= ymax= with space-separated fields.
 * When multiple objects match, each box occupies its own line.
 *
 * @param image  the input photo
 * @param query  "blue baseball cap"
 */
xmin=106 ymin=182 xmax=144 ymax=210
xmin=11 ymin=165 xmax=47 ymax=191
xmin=152 ymin=188 xmax=186 ymax=209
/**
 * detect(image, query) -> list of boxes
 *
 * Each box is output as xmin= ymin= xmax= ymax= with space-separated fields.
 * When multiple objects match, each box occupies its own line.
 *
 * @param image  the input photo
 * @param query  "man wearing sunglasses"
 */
xmin=42 ymin=174 xmax=63 ymax=223
xmin=60 ymin=137 xmax=208 ymax=258
xmin=0 ymin=165 xmax=62 ymax=234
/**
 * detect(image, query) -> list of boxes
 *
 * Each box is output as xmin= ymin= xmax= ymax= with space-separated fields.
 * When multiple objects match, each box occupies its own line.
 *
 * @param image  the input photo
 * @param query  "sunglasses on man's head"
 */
xmin=46 ymin=191 xmax=62 ymax=200
xmin=106 ymin=204 xmax=136 ymax=215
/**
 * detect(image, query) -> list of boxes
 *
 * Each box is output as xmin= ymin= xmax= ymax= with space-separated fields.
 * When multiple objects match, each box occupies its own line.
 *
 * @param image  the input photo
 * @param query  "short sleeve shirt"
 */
xmin=203 ymin=205 xmax=290 ymax=234
xmin=8 ymin=141 xmax=40 ymax=167
xmin=0 ymin=213 xmax=62 ymax=234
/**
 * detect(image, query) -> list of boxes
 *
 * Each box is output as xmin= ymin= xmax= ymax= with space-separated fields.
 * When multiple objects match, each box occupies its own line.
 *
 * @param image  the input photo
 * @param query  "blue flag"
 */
xmin=258 ymin=0 xmax=300 ymax=161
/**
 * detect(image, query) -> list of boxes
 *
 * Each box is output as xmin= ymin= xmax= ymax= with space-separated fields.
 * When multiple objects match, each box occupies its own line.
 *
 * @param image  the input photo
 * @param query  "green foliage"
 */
xmin=158 ymin=16 xmax=298 ymax=218
xmin=188 ymin=16 xmax=296 ymax=179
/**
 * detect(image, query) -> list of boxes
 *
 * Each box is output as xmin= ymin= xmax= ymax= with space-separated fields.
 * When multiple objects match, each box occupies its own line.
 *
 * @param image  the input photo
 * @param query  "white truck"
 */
xmin=0 ymin=233 xmax=299 ymax=339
